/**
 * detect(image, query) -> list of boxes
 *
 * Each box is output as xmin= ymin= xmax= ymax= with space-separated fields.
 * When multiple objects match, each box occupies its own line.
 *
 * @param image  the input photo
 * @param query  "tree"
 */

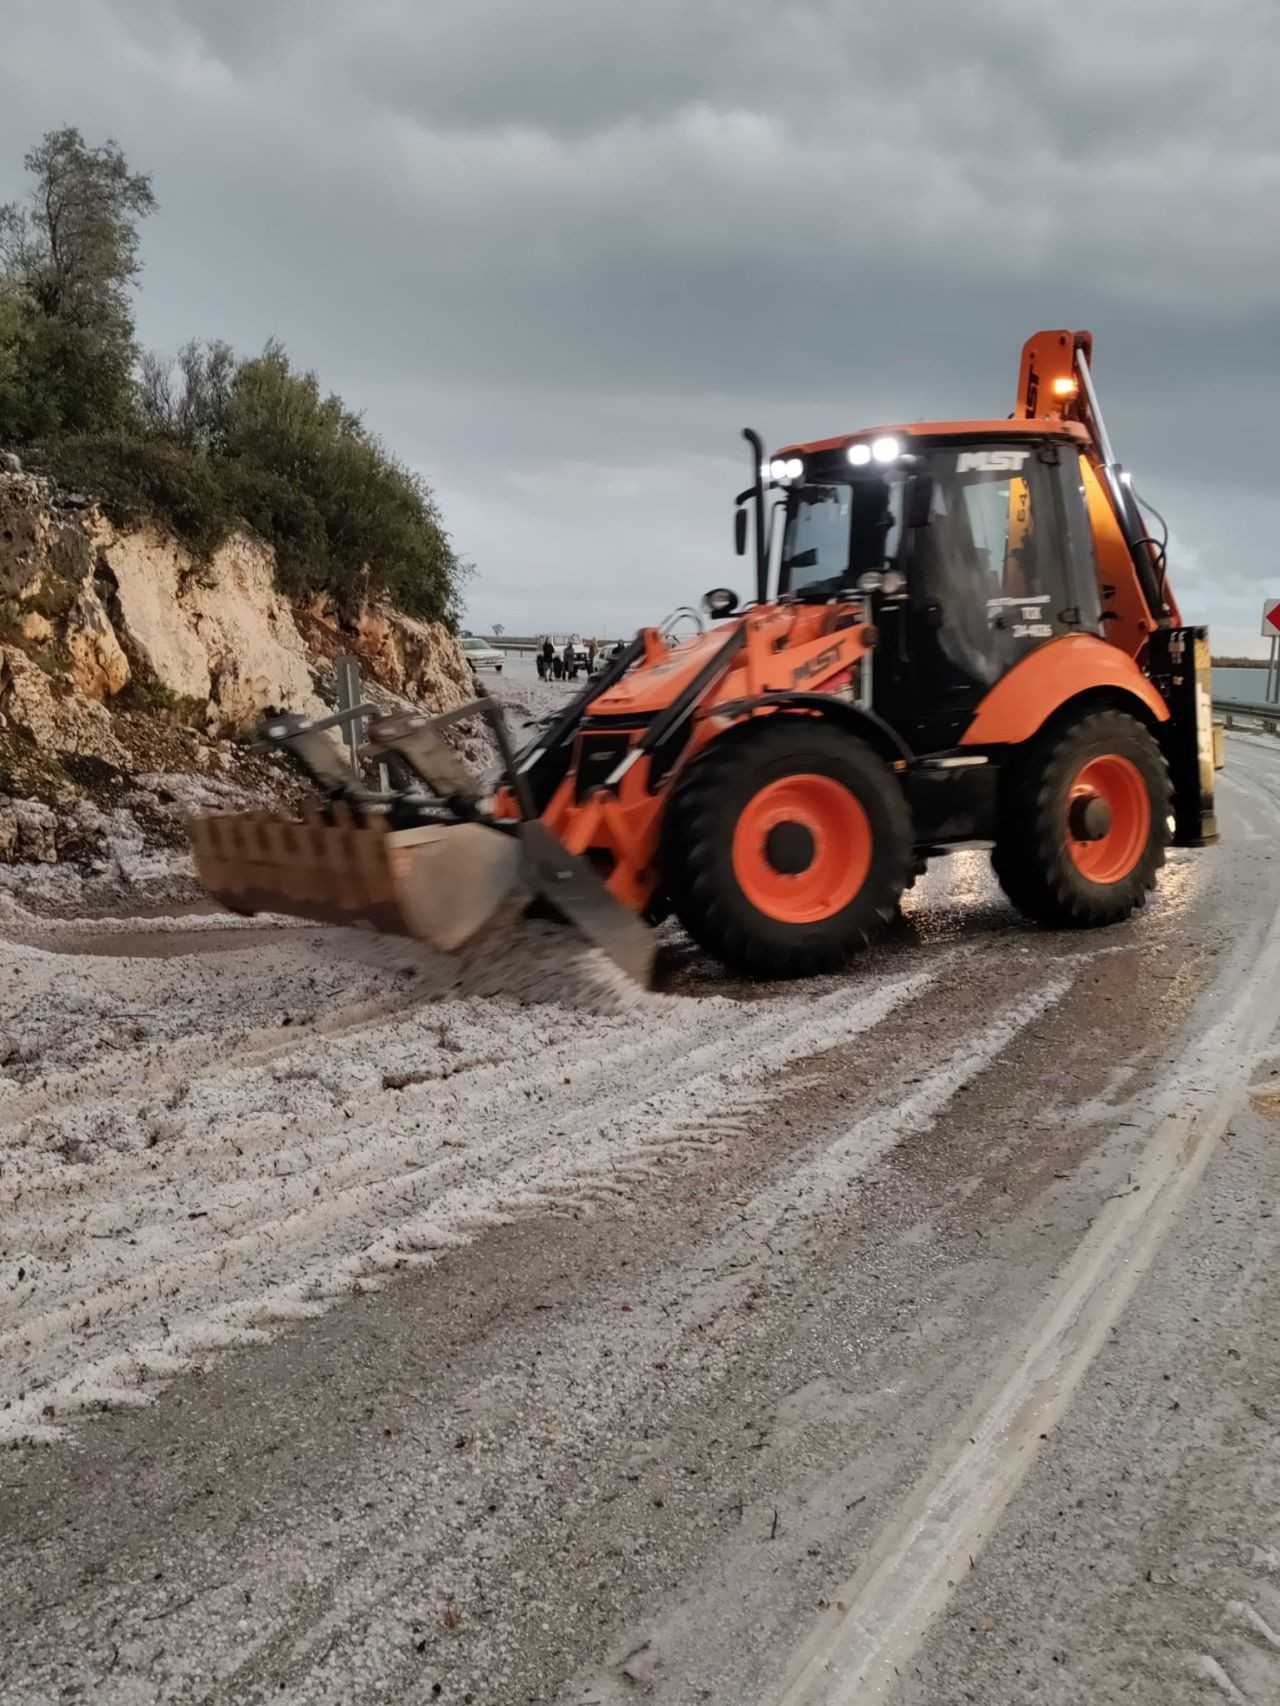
xmin=491 ymin=622 xmax=505 ymax=635
xmin=137 ymin=339 xmax=235 ymax=449
xmin=0 ymin=128 xmax=155 ymax=328
xmin=0 ymin=128 xmax=154 ymax=439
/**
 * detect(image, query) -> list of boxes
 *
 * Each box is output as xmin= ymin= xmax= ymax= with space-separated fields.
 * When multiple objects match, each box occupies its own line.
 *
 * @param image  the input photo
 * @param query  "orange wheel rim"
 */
xmin=731 ymin=773 xmax=871 ymax=923
xmin=1066 ymin=754 xmax=1151 ymax=882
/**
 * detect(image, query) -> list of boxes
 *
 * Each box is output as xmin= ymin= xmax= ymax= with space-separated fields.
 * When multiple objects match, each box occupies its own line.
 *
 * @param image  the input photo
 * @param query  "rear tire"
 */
xmin=992 ymin=709 xmax=1171 ymax=928
xmin=663 ymin=719 xmax=912 ymax=979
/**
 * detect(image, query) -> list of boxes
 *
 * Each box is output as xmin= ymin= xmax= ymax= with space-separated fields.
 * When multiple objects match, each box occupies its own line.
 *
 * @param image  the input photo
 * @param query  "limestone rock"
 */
xmin=103 ymin=526 xmax=324 ymax=726
xmin=0 ymin=471 xmax=95 ymax=599
xmin=0 ymin=647 xmax=129 ymax=764
xmin=0 ymin=474 xmax=57 ymax=600
xmin=63 ymin=586 xmax=131 ymax=700
xmin=184 ymin=533 xmax=323 ymax=726
xmin=10 ymin=798 xmax=57 ymax=863
xmin=351 ymin=605 xmax=474 ymax=712
xmin=101 ymin=525 xmax=212 ymax=703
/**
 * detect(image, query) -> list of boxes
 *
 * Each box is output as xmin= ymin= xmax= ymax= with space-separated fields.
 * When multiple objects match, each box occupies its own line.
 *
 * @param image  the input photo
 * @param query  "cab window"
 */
xmin=913 ymin=443 xmax=1101 ymax=688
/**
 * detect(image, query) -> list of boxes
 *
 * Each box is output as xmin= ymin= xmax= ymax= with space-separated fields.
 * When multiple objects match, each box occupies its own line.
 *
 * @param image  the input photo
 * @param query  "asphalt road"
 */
xmin=2 ymin=734 xmax=1278 ymax=1706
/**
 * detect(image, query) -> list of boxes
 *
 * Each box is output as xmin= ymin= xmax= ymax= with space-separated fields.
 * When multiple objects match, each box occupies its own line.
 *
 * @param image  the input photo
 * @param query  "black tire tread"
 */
xmin=992 ymin=709 xmax=1171 ymax=928
xmin=663 ymin=719 xmax=912 ymax=979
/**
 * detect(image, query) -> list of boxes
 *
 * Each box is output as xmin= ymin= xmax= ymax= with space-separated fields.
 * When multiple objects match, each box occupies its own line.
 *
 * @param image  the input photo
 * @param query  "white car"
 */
xmin=459 ymin=635 xmax=504 ymax=672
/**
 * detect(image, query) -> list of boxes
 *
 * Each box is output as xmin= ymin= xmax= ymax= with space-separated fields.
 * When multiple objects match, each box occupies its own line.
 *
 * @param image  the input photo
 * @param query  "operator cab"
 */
xmin=764 ymin=425 xmax=1104 ymax=749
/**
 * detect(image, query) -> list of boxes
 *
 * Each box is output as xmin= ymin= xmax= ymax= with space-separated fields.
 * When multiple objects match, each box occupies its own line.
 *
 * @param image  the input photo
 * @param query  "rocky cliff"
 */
xmin=0 ymin=465 xmax=477 ymax=884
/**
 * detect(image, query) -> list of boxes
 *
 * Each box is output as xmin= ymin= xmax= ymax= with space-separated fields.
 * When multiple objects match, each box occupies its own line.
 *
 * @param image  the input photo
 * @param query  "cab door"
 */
xmin=891 ymin=440 xmax=1102 ymax=749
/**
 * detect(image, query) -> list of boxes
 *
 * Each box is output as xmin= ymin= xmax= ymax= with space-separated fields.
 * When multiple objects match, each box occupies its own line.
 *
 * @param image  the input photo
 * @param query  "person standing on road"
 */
xmin=586 ymin=638 xmax=597 ymax=671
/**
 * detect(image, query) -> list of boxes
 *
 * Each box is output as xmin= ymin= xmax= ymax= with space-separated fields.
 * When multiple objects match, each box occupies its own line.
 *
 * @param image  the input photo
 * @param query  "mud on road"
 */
xmin=0 ymin=731 xmax=1278 ymax=1706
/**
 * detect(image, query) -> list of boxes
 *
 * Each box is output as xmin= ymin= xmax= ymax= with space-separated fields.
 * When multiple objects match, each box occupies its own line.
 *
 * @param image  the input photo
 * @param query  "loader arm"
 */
xmin=1015 ymin=328 xmax=1176 ymax=633
xmin=1015 ymin=328 xmax=1215 ymax=848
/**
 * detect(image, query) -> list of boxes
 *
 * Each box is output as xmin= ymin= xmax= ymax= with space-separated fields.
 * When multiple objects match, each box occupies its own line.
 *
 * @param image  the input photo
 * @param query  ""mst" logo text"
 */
xmin=791 ymin=641 xmax=847 ymax=686
xmin=956 ymin=449 xmax=1030 ymax=474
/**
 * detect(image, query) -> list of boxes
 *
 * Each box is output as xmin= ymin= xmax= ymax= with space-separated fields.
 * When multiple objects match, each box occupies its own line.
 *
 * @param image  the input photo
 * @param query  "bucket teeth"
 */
xmin=188 ymin=809 xmax=403 ymax=932
xmin=187 ymin=809 xmax=520 ymax=946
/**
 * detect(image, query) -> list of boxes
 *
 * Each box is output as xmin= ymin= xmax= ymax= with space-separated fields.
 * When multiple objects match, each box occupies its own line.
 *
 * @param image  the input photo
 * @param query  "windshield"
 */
xmin=781 ymin=476 xmax=904 ymax=595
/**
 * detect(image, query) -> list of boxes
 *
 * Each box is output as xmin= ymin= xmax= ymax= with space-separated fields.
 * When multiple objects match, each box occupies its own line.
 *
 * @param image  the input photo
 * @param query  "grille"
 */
xmin=574 ymin=732 xmax=633 ymax=800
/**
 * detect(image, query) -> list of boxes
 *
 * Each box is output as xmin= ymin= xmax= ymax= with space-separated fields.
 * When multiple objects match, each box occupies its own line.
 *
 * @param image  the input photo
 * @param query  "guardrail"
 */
xmin=1214 ymin=697 xmax=1280 ymax=734
xmin=487 ymin=639 xmax=621 ymax=655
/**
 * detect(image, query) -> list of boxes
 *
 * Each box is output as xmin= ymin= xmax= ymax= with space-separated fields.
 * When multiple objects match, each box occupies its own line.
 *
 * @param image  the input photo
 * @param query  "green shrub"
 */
xmin=116 ymin=672 xmax=205 ymax=724
xmin=216 ymin=460 xmax=327 ymax=595
xmin=218 ymin=343 xmax=460 ymax=623
xmin=33 ymin=433 xmax=235 ymax=560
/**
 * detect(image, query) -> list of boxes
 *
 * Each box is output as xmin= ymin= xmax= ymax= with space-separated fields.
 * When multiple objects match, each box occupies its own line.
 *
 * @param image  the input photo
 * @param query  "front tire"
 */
xmin=663 ymin=719 xmax=912 ymax=979
xmin=992 ymin=709 xmax=1171 ymax=928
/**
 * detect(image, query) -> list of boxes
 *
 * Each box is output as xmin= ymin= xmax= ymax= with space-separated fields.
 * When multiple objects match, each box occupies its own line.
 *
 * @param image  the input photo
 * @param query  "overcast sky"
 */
xmin=2 ymin=0 xmax=1278 ymax=651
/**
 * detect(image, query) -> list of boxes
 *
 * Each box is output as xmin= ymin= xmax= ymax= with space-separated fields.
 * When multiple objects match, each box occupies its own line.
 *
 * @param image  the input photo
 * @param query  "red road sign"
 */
xmin=1264 ymin=600 xmax=1280 ymax=638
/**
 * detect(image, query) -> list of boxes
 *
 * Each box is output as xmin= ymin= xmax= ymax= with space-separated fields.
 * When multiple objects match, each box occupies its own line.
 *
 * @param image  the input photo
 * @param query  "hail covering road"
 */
xmin=1 ymin=661 xmax=1278 ymax=1706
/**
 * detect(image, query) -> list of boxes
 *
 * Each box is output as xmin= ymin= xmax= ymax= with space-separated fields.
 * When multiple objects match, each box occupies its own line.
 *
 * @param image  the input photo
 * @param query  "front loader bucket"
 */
xmin=188 ymin=686 xmax=656 ymax=987
xmin=188 ymin=809 xmax=655 ymax=984
xmin=188 ymin=809 xmax=521 ymax=949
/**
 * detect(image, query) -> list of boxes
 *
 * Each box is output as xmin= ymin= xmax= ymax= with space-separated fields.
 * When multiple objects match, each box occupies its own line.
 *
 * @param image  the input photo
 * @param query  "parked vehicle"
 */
xmin=459 ymin=636 xmax=504 ymax=672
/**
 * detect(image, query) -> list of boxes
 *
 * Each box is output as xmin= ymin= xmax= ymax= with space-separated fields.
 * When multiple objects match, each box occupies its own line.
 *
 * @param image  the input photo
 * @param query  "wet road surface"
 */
xmin=1 ymin=734 xmax=1277 ymax=1706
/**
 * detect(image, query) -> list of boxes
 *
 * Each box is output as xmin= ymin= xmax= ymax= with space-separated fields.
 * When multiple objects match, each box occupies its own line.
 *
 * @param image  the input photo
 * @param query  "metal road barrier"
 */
xmin=1214 ymin=696 xmax=1280 ymax=736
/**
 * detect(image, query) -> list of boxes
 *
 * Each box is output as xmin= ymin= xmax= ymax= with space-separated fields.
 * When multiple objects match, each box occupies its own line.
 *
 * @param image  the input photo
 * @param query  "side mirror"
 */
xmin=904 ymin=473 xmax=934 ymax=529
xmin=733 ymin=506 xmax=748 ymax=557
xmin=702 ymin=587 xmax=740 ymax=619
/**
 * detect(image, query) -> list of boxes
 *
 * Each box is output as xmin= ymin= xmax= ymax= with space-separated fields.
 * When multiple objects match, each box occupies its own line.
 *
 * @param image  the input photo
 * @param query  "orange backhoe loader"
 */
xmin=189 ymin=330 xmax=1217 ymax=985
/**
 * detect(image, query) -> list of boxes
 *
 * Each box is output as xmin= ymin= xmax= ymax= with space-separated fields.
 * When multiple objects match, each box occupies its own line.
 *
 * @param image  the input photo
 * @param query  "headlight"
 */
xmin=872 ymin=435 xmax=900 ymax=463
xmin=769 ymin=458 xmax=788 ymax=480
xmin=847 ymin=443 xmax=871 ymax=467
xmin=702 ymin=586 xmax=740 ymax=618
xmin=784 ymin=457 xmax=803 ymax=480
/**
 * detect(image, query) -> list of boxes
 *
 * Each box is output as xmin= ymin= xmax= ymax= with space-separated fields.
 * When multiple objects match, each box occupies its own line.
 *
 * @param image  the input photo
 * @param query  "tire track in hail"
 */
xmin=771 ymin=737 xmax=1280 ymax=1706
xmin=0 ymin=970 xmax=940 ymax=1443
xmin=133 ymin=979 xmax=1075 ymax=1706
xmin=0 ymin=977 xmax=431 ymax=1136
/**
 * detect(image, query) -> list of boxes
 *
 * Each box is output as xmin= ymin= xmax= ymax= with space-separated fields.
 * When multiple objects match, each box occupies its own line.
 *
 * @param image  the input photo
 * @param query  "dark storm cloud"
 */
xmin=2 ymin=0 xmax=1278 ymax=642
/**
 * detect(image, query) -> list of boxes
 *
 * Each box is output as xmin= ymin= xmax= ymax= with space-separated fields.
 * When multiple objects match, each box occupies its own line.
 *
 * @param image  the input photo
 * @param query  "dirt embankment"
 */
xmin=0 ymin=464 xmax=476 ymax=896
